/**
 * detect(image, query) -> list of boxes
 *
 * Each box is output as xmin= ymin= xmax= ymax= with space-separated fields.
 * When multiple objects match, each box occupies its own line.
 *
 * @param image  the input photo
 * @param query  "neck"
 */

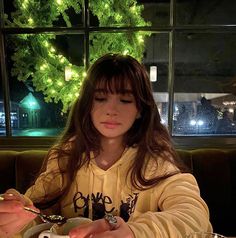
xmin=95 ymin=137 xmax=126 ymax=170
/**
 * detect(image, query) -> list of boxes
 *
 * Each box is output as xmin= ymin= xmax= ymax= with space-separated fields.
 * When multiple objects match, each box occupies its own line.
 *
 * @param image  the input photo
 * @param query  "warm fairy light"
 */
xmin=115 ymin=14 xmax=122 ymax=21
xmin=57 ymin=0 xmax=62 ymax=5
xmin=65 ymin=66 xmax=72 ymax=81
xmin=22 ymin=0 xmax=28 ymax=9
xmin=130 ymin=6 xmax=137 ymax=13
xmin=137 ymin=35 xmax=144 ymax=43
xmin=82 ymin=72 xmax=87 ymax=77
xmin=123 ymin=50 xmax=129 ymax=55
xmin=40 ymin=64 xmax=47 ymax=70
xmin=60 ymin=58 xmax=65 ymax=63
xmin=28 ymin=18 xmax=34 ymax=25
xmin=43 ymin=41 xmax=49 ymax=47
xmin=22 ymin=3 xmax=27 ymax=9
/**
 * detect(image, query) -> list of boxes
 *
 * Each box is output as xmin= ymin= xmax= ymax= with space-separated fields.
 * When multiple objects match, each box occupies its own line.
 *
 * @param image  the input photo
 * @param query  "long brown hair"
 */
xmin=35 ymin=53 xmax=186 ymax=209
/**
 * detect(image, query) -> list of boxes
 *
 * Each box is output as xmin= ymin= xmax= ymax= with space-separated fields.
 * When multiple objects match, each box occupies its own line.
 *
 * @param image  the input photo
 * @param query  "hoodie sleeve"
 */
xmin=127 ymin=173 xmax=212 ymax=238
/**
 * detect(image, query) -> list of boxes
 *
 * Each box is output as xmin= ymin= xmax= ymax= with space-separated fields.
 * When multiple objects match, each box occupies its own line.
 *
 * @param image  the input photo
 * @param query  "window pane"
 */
xmin=177 ymin=0 xmax=236 ymax=25
xmin=0 ymin=82 xmax=6 ymax=136
xmin=173 ymin=33 xmax=236 ymax=135
xmin=142 ymin=33 xmax=169 ymax=125
xmin=6 ymin=33 xmax=85 ymax=136
xmin=3 ymin=0 xmax=83 ymax=27
xmin=89 ymin=0 xmax=160 ymax=27
xmin=140 ymin=0 xmax=170 ymax=26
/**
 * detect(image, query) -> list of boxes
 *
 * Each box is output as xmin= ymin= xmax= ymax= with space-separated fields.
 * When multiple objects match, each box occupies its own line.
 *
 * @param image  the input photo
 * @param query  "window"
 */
xmin=173 ymin=33 xmax=236 ymax=136
xmin=0 ymin=0 xmax=236 ymax=148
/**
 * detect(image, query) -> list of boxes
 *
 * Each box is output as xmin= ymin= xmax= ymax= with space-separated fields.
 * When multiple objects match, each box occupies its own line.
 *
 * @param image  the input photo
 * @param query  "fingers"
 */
xmin=0 ymin=203 xmax=36 ymax=237
xmin=69 ymin=217 xmax=134 ymax=238
xmin=0 ymin=190 xmax=37 ymax=237
xmin=69 ymin=218 xmax=111 ymax=238
xmin=1 ymin=189 xmax=33 ymax=207
xmin=0 ymin=199 xmax=23 ymax=213
xmin=4 ymin=189 xmax=27 ymax=205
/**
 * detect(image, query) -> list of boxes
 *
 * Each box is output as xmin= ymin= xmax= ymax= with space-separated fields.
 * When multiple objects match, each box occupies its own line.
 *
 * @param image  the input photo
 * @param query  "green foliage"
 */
xmin=7 ymin=0 xmax=150 ymax=112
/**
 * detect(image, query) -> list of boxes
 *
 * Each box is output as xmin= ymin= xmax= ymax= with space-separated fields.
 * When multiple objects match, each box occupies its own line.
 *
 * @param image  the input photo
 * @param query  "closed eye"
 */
xmin=94 ymin=97 xmax=106 ymax=102
xmin=120 ymin=99 xmax=133 ymax=103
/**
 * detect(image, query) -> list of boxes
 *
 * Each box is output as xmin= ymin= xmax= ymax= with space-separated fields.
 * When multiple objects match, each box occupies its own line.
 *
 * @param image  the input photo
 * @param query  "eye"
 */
xmin=94 ymin=96 xmax=106 ymax=102
xmin=120 ymin=99 xmax=132 ymax=103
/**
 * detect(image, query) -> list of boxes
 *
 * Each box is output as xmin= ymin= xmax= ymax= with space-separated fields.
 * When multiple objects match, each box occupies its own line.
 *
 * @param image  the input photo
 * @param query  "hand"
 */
xmin=0 ymin=189 xmax=37 ymax=237
xmin=69 ymin=216 xmax=134 ymax=238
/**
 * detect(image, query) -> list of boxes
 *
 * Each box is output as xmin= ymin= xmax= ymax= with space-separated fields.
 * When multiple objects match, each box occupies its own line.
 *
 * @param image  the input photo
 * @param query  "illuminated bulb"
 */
xmin=82 ymin=72 xmax=87 ymax=77
xmin=57 ymin=0 xmax=62 ymax=5
xmin=115 ymin=14 xmax=122 ymax=21
xmin=150 ymin=66 xmax=157 ymax=82
xmin=28 ymin=18 xmax=34 ymax=25
xmin=130 ymin=6 xmax=136 ymax=12
xmin=44 ymin=41 xmax=49 ymax=47
xmin=47 ymin=78 xmax=52 ymax=83
xmin=75 ymin=92 xmax=79 ymax=97
xmin=65 ymin=66 xmax=72 ymax=81
xmin=123 ymin=50 xmax=129 ymax=55
xmin=22 ymin=3 xmax=27 ymax=9
xmin=40 ymin=64 xmax=47 ymax=70
xmin=137 ymin=35 xmax=144 ymax=43
xmin=60 ymin=57 xmax=65 ymax=63
xmin=22 ymin=0 xmax=29 ymax=9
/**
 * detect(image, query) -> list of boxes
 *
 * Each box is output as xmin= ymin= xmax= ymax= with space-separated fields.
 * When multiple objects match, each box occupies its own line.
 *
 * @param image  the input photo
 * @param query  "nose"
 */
xmin=106 ymin=99 xmax=118 ymax=116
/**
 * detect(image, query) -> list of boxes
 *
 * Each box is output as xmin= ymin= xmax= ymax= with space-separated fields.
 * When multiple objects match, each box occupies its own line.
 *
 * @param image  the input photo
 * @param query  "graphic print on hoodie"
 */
xmin=73 ymin=191 xmax=139 ymax=221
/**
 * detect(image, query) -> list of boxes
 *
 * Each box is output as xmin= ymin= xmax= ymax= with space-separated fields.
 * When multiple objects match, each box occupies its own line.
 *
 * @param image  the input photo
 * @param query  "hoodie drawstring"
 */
xmin=88 ymin=164 xmax=94 ymax=220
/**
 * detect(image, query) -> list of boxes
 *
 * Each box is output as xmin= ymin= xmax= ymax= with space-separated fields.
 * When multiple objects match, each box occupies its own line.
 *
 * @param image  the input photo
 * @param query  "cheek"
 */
xmin=90 ymin=106 xmax=102 ymax=126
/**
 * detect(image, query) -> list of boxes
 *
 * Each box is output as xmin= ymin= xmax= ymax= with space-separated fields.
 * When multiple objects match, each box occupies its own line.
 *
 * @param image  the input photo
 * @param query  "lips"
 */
xmin=101 ymin=121 xmax=121 ymax=129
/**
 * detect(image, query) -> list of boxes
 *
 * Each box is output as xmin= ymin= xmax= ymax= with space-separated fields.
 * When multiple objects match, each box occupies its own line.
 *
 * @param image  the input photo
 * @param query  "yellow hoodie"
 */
xmin=23 ymin=147 xmax=212 ymax=238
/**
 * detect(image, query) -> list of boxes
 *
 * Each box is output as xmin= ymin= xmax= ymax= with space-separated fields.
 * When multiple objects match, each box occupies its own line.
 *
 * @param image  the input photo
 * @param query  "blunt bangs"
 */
xmin=92 ymin=57 xmax=139 ymax=95
xmin=95 ymin=74 xmax=133 ymax=95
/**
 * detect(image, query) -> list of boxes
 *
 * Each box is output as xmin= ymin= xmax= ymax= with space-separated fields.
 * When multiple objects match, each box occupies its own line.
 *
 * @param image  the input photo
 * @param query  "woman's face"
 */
xmin=90 ymin=85 xmax=140 ymax=141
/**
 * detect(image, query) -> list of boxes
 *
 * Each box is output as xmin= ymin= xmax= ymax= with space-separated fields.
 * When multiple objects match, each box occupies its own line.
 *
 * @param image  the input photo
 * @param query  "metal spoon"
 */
xmin=23 ymin=207 xmax=67 ymax=225
xmin=0 ymin=196 xmax=67 ymax=225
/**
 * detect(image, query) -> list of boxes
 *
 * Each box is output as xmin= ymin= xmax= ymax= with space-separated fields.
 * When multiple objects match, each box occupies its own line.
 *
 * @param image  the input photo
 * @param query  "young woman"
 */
xmin=0 ymin=54 xmax=212 ymax=238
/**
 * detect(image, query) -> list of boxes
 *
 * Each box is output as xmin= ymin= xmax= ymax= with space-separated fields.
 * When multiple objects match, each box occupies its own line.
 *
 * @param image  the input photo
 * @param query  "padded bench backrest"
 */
xmin=0 ymin=150 xmax=47 ymax=194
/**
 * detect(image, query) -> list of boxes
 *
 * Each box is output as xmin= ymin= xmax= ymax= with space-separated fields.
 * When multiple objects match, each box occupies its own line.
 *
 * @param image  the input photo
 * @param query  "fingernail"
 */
xmin=6 ymin=193 xmax=14 ymax=196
